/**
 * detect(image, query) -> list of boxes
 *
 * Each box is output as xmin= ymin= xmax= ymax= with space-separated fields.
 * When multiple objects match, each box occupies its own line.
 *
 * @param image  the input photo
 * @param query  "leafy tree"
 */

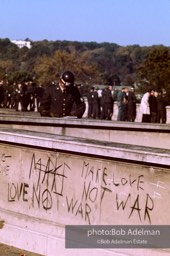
xmin=83 ymin=41 xmax=99 ymax=50
xmin=137 ymin=46 xmax=170 ymax=102
xmin=0 ymin=37 xmax=169 ymax=102
xmin=102 ymin=73 xmax=121 ymax=86
xmin=0 ymin=38 xmax=19 ymax=60
xmin=122 ymin=75 xmax=135 ymax=87
xmin=0 ymin=67 xmax=4 ymax=80
xmin=19 ymin=46 xmax=29 ymax=61
xmin=9 ymin=71 xmax=33 ymax=83
xmin=0 ymin=60 xmax=14 ymax=73
xmin=34 ymin=50 xmax=99 ymax=86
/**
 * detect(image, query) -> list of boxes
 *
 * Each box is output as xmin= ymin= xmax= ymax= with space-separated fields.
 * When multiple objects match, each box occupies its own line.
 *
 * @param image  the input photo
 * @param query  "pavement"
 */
xmin=0 ymin=243 xmax=43 ymax=256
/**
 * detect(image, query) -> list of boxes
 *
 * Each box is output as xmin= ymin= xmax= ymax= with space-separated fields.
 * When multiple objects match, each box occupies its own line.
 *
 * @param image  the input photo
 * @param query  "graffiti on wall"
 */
xmin=1 ymin=151 xmax=166 ymax=225
xmin=66 ymin=161 xmax=154 ymax=224
xmin=0 ymin=153 xmax=12 ymax=176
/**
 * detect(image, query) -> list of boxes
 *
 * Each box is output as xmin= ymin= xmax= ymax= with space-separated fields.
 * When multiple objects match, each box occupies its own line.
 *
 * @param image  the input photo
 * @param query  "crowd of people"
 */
xmin=0 ymin=79 xmax=44 ymax=112
xmin=87 ymin=85 xmax=114 ymax=120
xmin=0 ymin=74 xmax=167 ymax=124
xmin=140 ymin=89 xmax=167 ymax=124
xmin=87 ymin=85 xmax=137 ymax=122
xmin=0 ymin=71 xmax=86 ymax=119
xmin=87 ymin=85 xmax=167 ymax=123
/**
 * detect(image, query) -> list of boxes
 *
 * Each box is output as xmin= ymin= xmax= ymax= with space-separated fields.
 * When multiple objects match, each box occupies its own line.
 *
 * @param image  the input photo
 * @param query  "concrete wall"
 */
xmin=112 ymin=103 xmax=170 ymax=123
xmin=84 ymin=101 xmax=170 ymax=123
xmin=0 ymin=129 xmax=170 ymax=256
xmin=0 ymin=113 xmax=170 ymax=150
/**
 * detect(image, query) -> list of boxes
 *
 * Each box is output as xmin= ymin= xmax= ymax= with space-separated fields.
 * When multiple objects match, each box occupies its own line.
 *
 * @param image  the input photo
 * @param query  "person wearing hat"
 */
xmin=39 ymin=71 xmax=85 ymax=118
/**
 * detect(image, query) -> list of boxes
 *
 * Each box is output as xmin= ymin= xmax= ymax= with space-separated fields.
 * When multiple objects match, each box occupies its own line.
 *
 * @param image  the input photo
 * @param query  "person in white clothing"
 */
xmin=140 ymin=90 xmax=151 ymax=122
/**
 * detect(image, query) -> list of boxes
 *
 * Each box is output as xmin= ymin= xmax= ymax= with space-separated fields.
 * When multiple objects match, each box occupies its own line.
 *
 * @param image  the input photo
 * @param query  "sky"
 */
xmin=0 ymin=0 xmax=170 ymax=47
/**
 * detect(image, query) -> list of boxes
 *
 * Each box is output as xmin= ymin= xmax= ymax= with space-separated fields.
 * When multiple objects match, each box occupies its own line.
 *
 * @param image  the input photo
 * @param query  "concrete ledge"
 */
xmin=0 ymin=114 xmax=170 ymax=131
xmin=0 ymin=103 xmax=170 ymax=124
xmin=0 ymin=115 xmax=170 ymax=149
xmin=0 ymin=128 xmax=169 ymax=167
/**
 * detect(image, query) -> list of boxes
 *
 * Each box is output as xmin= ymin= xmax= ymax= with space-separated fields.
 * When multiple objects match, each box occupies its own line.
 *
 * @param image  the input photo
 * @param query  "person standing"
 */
xmin=27 ymin=81 xmax=36 ymax=111
xmin=91 ymin=87 xmax=99 ymax=119
xmin=40 ymin=71 xmax=85 ymax=118
xmin=140 ymin=89 xmax=151 ymax=122
xmin=35 ymin=84 xmax=45 ymax=112
xmin=0 ymin=80 xmax=4 ymax=107
xmin=127 ymin=87 xmax=136 ymax=122
xmin=105 ymin=85 xmax=114 ymax=120
xmin=22 ymin=81 xmax=29 ymax=111
xmin=96 ymin=87 xmax=102 ymax=118
xmin=87 ymin=86 xmax=95 ymax=118
xmin=156 ymin=89 xmax=166 ymax=123
xmin=149 ymin=90 xmax=158 ymax=123
xmin=15 ymin=83 xmax=23 ymax=111
xmin=3 ymin=81 xmax=12 ymax=108
xmin=117 ymin=87 xmax=128 ymax=121
xmin=100 ymin=87 xmax=107 ymax=119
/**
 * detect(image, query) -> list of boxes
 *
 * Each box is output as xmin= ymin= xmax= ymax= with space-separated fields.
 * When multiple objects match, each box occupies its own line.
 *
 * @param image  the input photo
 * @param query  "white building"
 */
xmin=11 ymin=40 xmax=32 ymax=49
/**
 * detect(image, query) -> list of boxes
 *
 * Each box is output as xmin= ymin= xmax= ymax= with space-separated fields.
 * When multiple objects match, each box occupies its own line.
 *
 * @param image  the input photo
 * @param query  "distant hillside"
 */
xmin=0 ymin=38 xmax=169 ymax=103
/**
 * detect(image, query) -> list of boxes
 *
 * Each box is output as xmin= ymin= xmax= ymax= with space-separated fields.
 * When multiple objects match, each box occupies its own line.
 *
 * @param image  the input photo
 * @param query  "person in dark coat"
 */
xmin=100 ymin=87 xmax=107 ymax=119
xmin=15 ymin=83 xmax=23 ymax=111
xmin=104 ymin=85 xmax=114 ymax=120
xmin=92 ymin=87 xmax=99 ymax=119
xmin=27 ymin=81 xmax=36 ymax=111
xmin=117 ymin=87 xmax=128 ymax=121
xmin=127 ymin=87 xmax=136 ymax=122
xmin=100 ymin=86 xmax=114 ymax=120
xmin=149 ymin=90 xmax=158 ymax=123
xmin=156 ymin=90 xmax=166 ymax=123
xmin=0 ymin=80 xmax=4 ymax=107
xmin=22 ymin=81 xmax=29 ymax=111
xmin=3 ymin=81 xmax=12 ymax=108
xmin=87 ymin=86 xmax=95 ymax=118
xmin=35 ymin=84 xmax=45 ymax=112
xmin=40 ymin=71 xmax=85 ymax=118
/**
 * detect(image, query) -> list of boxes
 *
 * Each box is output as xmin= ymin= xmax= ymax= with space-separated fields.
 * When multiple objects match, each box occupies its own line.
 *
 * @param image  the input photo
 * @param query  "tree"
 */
xmin=9 ymin=71 xmax=32 ymax=83
xmin=122 ymin=75 xmax=135 ymax=87
xmin=0 ymin=38 xmax=19 ymax=60
xmin=137 ymin=46 xmax=170 ymax=102
xmin=33 ymin=50 xmax=100 ymax=86
xmin=0 ymin=60 xmax=14 ymax=73
xmin=0 ymin=37 xmax=169 ymax=99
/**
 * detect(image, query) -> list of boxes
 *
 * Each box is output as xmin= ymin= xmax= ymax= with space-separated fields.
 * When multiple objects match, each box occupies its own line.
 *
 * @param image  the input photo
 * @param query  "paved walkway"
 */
xmin=0 ymin=243 xmax=43 ymax=256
